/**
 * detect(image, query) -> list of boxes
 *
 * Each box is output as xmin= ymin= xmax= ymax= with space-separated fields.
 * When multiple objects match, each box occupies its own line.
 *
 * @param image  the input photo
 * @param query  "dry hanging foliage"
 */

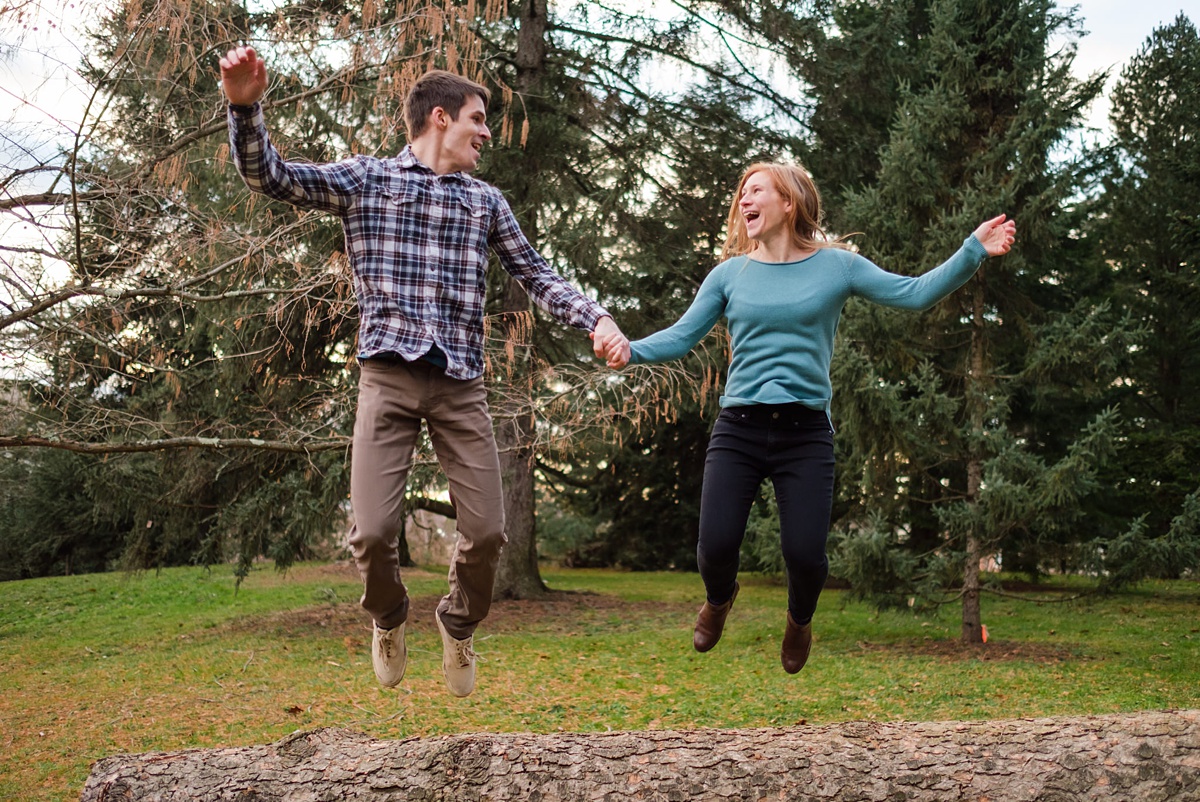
xmin=0 ymin=0 xmax=549 ymax=461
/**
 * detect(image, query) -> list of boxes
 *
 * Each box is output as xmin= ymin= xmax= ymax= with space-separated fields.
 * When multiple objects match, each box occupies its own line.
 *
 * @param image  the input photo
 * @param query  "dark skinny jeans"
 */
xmin=698 ymin=403 xmax=835 ymax=624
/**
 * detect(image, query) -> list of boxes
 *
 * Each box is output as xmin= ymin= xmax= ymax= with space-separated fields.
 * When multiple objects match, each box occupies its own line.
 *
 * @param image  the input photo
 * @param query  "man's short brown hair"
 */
xmin=403 ymin=70 xmax=492 ymax=140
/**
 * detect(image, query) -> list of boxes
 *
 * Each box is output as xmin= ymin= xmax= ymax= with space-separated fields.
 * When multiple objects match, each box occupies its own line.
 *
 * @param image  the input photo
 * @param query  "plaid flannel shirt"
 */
xmin=228 ymin=103 xmax=608 ymax=380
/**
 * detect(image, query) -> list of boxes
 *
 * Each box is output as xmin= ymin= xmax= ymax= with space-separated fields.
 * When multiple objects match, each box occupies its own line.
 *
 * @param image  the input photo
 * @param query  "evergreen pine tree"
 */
xmin=825 ymin=0 xmax=1127 ymax=640
xmin=1088 ymin=14 xmax=1200 ymax=583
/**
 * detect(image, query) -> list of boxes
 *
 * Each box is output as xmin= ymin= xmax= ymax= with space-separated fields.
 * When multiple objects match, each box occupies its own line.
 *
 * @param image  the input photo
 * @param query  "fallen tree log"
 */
xmin=81 ymin=709 xmax=1200 ymax=801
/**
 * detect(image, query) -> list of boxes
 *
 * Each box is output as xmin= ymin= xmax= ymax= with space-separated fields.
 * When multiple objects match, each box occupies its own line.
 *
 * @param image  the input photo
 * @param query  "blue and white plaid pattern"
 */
xmin=228 ymin=103 xmax=608 ymax=380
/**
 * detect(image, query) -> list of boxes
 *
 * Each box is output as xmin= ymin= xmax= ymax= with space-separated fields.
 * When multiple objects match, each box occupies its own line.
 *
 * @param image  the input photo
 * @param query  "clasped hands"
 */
xmin=591 ymin=316 xmax=631 ymax=369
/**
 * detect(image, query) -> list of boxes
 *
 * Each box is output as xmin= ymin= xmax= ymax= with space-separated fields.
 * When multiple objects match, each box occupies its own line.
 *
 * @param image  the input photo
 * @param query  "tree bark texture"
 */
xmin=81 ymin=709 xmax=1200 ymax=801
xmin=490 ymin=271 xmax=545 ymax=600
xmin=490 ymin=0 xmax=552 ymax=601
xmin=492 ymin=368 xmax=544 ymax=600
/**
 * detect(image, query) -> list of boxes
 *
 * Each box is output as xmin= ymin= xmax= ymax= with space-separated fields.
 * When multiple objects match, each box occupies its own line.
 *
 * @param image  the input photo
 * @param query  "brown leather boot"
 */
xmin=693 ymin=582 xmax=739 ymax=652
xmin=781 ymin=612 xmax=813 ymax=674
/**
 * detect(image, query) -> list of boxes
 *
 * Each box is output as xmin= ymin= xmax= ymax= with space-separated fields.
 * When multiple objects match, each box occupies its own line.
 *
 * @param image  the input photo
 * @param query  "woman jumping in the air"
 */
xmin=598 ymin=162 xmax=1015 ymax=673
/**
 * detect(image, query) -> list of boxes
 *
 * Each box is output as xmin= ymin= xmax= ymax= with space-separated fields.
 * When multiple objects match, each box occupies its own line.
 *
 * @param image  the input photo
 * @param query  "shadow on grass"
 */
xmin=852 ymin=638 xmax=1088 ymax=663
xmin=219 ymin=589 xmax=696 ymax=641
xmin=222 ymin=585 xmax=1087 ymax=665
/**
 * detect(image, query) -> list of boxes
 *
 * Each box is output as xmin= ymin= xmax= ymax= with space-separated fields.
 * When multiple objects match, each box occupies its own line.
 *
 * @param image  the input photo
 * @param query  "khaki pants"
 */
xmin=347 ymin=359 xmax=506 ymax=638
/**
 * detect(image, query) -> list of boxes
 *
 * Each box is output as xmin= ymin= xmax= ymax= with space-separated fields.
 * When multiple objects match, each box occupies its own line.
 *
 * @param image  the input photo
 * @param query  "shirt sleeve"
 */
xmin=843 ymin=235 xmax=989 ymax=311
xmin=487 ymin=193 xmax=609 ymax=330
xmin=227 ymin=103 xmax=366 ymax=214
xmin=629 ymin=264 xmax=729 ymax=365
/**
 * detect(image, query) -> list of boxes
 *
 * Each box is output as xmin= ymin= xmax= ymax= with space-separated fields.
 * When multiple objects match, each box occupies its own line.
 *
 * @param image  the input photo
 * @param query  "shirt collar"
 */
xmin=398 ymin=145 xmax=469 ymax=183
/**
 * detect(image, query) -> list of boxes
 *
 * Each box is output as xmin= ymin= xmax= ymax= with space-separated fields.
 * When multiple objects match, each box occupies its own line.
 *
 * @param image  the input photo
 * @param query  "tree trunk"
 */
xmin=492 ymin=280 xmax=545 ymax=600
xmin=491 ymin=0 xmax=551 ymax=600
xmin=396 ymin=506 xmax=413 ymax=568
xmin=961 ymin=279 xmax=987 ymax=644
xmin=80 ymin=709 xmax=1200 ymax=801
xmin=492 ymin=406 xmax=541 ymax=599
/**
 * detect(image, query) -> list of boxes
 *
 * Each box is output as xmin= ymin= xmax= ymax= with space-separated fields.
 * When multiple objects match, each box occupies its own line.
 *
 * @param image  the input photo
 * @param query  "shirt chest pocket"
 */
xmin=384 ymin=186 xmax=424 ymax=247
xmin=455 ymin=191 xmax=491 ymax=244
xmin=367 ymin=182 xmax=422 ymax=243
xmin=358 ymin=175 xmax=418 ymax=228
xmin=386 ymin=184 xmax=421 ymax=207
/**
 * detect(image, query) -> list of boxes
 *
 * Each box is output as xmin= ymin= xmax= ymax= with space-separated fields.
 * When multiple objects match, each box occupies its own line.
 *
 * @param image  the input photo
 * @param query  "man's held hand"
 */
xmin=591 ymin=316 xmax=631 ymax=369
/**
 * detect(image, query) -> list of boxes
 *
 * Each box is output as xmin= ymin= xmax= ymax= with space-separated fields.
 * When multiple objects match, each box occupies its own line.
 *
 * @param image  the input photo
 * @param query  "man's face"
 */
xmin=439 ymin=95 xmax=491 ymax=174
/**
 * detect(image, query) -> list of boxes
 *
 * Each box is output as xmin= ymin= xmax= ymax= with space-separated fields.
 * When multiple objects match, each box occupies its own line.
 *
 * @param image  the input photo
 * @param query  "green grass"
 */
xmin=1 ymin=563 xmax=1197 ymax=801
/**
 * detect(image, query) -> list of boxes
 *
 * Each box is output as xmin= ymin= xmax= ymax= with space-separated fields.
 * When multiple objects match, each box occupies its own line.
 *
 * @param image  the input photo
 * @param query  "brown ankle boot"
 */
xmin=693 ymin=582 xmax=739 ymax=652
xmin=781 ymin=612 xmax=813 ymax=674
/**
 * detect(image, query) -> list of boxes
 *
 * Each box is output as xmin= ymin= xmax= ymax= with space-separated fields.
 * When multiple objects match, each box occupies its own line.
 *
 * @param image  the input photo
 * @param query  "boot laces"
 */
xmin=452 ymin=637 xmax=476 ymax=668
xmin=377 ymin=628 xmax=399 ymax=659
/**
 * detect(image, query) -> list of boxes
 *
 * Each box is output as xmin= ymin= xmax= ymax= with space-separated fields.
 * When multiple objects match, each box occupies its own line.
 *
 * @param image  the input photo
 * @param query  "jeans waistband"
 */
xmin=719 ymin=403 xmax=828 ymax=426
xmin=359 ymin=352 xmax=445 ymax=372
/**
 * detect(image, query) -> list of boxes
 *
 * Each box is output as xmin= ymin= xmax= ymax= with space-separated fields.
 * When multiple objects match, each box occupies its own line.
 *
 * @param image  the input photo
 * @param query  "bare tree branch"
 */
xmin=551 ymin=23 xmax=810 ymax=126
xmin=0 ymin=434 xmax=349 ymax=453
xmin=411 ymin=496 xmax=456 ymax=518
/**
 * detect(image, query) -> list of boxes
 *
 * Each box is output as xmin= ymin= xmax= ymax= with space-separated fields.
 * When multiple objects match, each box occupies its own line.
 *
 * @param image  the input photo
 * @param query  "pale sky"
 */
xmin=1 ymin=1 xmax=1192 ymax=158
xmin=0 ymin=0 xmax=1193 ymax=191
xmin=1070 ymin=0 xmax=1191 ymax=132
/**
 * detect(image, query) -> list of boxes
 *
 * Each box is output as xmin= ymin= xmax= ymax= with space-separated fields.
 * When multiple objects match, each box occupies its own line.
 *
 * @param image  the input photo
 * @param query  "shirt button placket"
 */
xmin=426 ymin=194 xmax=440 ymax=347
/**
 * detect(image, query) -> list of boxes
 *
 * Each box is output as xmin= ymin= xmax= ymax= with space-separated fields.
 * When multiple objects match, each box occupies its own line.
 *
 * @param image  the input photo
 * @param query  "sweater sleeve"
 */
xmin=844 ymin=235 xmax=989 ymax=311
xmin=629 ymin=263 xmax=729 ymax=365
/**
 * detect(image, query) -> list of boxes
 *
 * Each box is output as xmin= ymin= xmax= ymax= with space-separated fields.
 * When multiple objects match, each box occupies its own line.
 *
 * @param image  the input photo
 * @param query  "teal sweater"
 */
xmin=629 ymin=235 xmax=989 ymax=412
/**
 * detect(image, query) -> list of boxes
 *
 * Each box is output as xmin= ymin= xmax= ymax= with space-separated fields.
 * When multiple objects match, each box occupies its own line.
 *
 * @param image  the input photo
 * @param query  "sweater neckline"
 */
xmin=746 ymin=249 xmax=822 ymax=266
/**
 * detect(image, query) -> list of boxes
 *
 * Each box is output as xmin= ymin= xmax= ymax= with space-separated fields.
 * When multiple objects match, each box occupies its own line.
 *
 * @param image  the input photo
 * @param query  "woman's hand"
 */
xmin=973 ymin=214 xmax=1017 ymax=257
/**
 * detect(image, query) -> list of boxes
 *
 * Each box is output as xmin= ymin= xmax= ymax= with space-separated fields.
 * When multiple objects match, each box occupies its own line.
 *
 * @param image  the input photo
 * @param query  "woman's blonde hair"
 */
xmin=719 ymin=162 xmax=849 ymax=262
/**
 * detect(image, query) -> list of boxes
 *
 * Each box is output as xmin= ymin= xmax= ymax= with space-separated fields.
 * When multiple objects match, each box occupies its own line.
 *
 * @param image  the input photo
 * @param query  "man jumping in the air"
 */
xmin=220 ymin=47 xmax=629 ymax=697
